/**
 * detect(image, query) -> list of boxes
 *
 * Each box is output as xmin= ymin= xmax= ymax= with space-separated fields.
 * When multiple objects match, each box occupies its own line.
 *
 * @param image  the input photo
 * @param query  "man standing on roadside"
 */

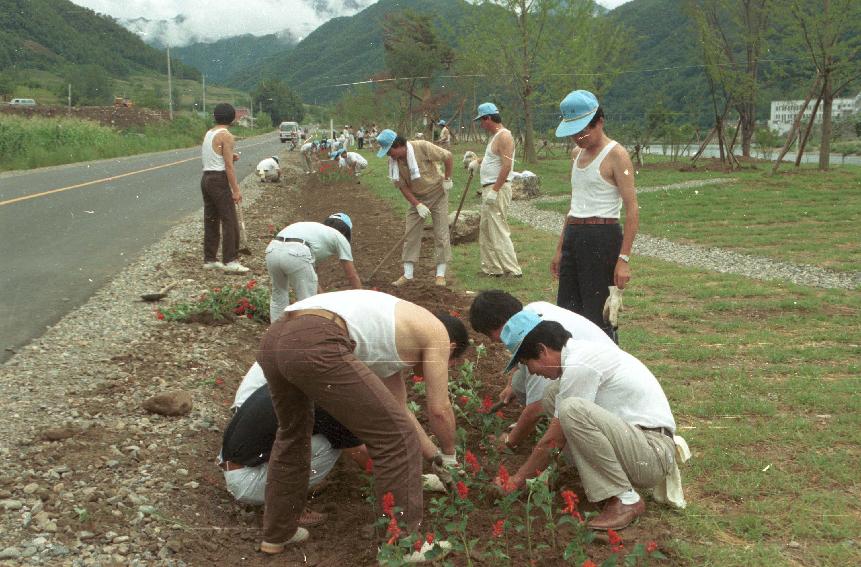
xmin=551 ymin=90 xmax=638 ymax=343
xmin=375 ymin=129 xmax=454 ymax=287
xmin=256 ymin=290 xmax=468 ymax=556
xmin=474 ymin=103 xmax=522 ymax=278
xmin=200 ymin=102 xmax=250 ymax=274
xmin=437 ymin=120 xmax=451 ymax=148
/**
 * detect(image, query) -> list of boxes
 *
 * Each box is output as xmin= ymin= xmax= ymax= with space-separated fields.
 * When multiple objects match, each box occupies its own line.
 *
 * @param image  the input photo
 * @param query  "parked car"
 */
xmin=279 ymin=121 xmax=300 ymax=144
xmin=10 ymin=98 xmax=37 ymax=106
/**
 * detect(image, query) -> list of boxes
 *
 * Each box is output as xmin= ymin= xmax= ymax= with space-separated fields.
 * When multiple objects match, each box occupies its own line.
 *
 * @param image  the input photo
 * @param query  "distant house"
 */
xmin=234 ymin=107 xmax=252 ymax=127
xmin=768 ymin=92 xmax=861 ymax=134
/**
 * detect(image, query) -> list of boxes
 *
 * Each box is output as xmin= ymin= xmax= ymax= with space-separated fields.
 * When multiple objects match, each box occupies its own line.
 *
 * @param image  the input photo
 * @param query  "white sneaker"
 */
xmin=223 ymin=261 xmax=250 ymax=274
xmin=203 ymin=261 xmax=224 ymax=269
xmin=403 ymin=540 xmax=452 ymax=563
xmin=260 ymin=527 xmax=310 ymax=554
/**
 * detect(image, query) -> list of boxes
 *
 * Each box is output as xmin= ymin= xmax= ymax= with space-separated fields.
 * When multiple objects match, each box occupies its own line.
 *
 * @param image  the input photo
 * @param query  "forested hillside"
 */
xmin=0 ymin=0 xmax=198 ymax=79
xmin=173 ymin=33 xmax=297 ymax=86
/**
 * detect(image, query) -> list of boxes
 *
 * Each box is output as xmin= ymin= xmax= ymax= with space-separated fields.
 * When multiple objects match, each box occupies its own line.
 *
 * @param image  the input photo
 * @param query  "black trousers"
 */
xmin=556 ymin=223 xmax=622 ymax=342
xmin=200 ymin=171 xmax=239 ymax=264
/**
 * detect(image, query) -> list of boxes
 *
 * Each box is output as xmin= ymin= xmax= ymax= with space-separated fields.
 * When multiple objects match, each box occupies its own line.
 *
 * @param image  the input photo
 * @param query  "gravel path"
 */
xmin=509 ymin=179 xmax=860 ymax=290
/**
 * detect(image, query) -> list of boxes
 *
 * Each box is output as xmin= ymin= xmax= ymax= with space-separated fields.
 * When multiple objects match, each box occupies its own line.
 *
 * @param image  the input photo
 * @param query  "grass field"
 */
xmin=351 ymin=141 xmax=861 ymax=566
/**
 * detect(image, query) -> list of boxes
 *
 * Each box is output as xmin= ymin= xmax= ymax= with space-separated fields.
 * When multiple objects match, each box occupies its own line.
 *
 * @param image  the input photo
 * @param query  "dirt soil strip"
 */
xmin=0 ymin=152 xmax=522 ymax=565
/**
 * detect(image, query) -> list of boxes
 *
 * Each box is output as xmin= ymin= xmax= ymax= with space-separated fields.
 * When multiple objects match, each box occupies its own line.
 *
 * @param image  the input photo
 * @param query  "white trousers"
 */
xmin=265 ymin=241 xmax=318 ymax=323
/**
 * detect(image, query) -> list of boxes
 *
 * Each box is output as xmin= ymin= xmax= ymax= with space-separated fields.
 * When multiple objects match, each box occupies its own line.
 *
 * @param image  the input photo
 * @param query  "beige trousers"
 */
xmin=402 ymin=186 xmax=452 ymax=265
xmin=479 ymin=182 xmax=521 ymax=276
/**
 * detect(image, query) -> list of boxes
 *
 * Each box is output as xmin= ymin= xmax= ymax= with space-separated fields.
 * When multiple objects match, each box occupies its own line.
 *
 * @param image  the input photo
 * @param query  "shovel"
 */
xmin=366 ymin=220 xmax=425 ymax=282
xmin=140 ymin=282 xmax=177 ymax=302
xmin=237 ymin=203 xmax=252 ymax=256
xmin=449 ymin=170 xmax=474 ymax=238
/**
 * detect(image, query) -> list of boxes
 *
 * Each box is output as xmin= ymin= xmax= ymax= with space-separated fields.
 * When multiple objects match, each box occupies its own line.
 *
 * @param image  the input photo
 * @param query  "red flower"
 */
xmin=413 ymin=537 xmax=424 ymax=552
xmin=386 ymin=516 xmax=401 ymax=545
xmin=495 ymin=411 xmax=504 ymax=418
xmin=561 ymin=490 xmax=579 ymax=515
xmin=214 ymin=377 xmax=224 ymax=386
xmin=458 ymin=395 xmax=470 ymax=406
xmin=479 ymin=395 xmax=493 ymax=413
xmin=464 ymin=450 xmax=481 ymax=476
xmin=456 ymin=481 xmax=469 ymax=499
xmin=492 ymin=519 xmax=504 ymax=538
xmin=382 ymin=491 xmax=395 ymax=516
xmin=449 ymin=310 xmax=461 ymax=317
xmin=497 ymin=464 xmax=510 ymax=486
xmin=212 ymin=287 xmax=221 ymax=293
xmin=411 ymin=374 xmax=424 ymax=383
xmin=646 ymin=541 xmax=658 ymax=553
xmin=155 ymin=311 xmax=165 ymax=320
xmin=582 ymin=561 xmax=597 ymax=567
xmin=245 ymin=279 xmax=257 ymax=290
xmin=425 ymin=533 xmax=434 ymax=544
xmin=365 ymin=459 xmax=374 ymax=473
xmin=247 ymin=313 xmax=253 ymax=319
xmin=608 ymin=529 xmax=624 ymax=553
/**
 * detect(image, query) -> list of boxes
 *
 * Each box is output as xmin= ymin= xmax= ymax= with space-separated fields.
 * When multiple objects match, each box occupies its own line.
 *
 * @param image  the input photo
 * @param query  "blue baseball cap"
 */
xmin=473 ymin=102 xmax=499 ymax=121
xmin=328 ymin=212 xmax=352 ymax=230
xmin=556 ymin=90 xmax=599 ymax=138
xmin=438 ymin=119 xmax=446 ymax=126
xmin=500 ymin=310 xmax=543 ymax=372
xmin=376 ymin=129 xmax=397 ymax=158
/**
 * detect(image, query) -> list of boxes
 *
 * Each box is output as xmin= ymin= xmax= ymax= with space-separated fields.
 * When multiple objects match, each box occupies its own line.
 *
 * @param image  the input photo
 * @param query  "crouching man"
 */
xmin=497 ymin=311 xmax=688 ymax=531
xmin=256 ymin=156 xmax=281 ymax=182
xmin=257 ymin=289 xmax=468 ymax=556
xmin=219 ymin=363 xmax=369 ymax=526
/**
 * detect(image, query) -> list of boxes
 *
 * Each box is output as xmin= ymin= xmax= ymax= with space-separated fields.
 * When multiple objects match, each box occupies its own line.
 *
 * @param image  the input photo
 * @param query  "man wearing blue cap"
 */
xmin=496 ymin=310 xmax=687 ymax=532
xmin=437 ymin=119 xmax=451 ymax=148
xmin=376 ymin=129 xmax=454 ymax=287
xmin=474 ymin=102 xmax=522 ymax=277
xmin=551 ymin=90 xmax=638 ymax=343
xmin=265 ymin=213 xmax=362 ymax=322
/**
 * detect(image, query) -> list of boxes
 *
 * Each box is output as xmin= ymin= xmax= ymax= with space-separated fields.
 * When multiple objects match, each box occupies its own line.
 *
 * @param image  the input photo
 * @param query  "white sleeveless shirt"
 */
xmin=480 ymin=128 xmax=515 ymax=185
xmin=285 ymin=290 xmax=410 ymax=379
xmin=568 ymin=140 xmax=621 ymax=218
xmin=201 ymin=127 xmax=227 ymax=172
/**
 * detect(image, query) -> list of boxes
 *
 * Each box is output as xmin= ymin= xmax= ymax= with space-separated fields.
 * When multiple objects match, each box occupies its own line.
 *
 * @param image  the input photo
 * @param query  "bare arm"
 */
xmin=610 ymin=147 xmax=638 ymax=289
xmin=491 ymin=131 xmax=515 ymax=191
xmin=509 ymin=418 xmax=566 ymax=489
xmin=505 ymin=401 xmax=545 ymax=448
xmin=381 ymin=373 xmax=439 ymax=459
xmin=218 ymin=131 xmax=242 ymax=203
xmin=340 ymin=259 xmax=363 ymax=289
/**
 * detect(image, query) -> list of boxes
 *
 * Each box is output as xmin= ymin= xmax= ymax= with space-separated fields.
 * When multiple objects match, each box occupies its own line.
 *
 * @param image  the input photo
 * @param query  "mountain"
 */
xmin=0 ymin=0 xmax=199 ymax=79
xmin=173 ymin=33 xmax=298 ymax=86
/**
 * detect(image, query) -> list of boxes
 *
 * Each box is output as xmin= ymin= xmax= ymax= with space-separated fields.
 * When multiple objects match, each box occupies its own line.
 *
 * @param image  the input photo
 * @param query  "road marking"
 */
xmin=0 ymin=156 xmax=199 ymax=208
xmin=0 ymin=136 xmax=274 ymax=208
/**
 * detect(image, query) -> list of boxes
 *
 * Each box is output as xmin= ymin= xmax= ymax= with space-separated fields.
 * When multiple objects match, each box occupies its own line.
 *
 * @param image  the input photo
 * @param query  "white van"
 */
xmin=279 ymin=121 xmax=300 ymax=144
xmin=10 ymin=98 xmax=37 ymax=106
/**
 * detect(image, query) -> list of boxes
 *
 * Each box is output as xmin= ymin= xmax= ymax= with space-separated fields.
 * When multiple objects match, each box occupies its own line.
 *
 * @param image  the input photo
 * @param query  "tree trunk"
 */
xmin=819 ymin=69 xmax=833 ymax=171
xmin=795 ymin=88 xmax=822 ymax=167
xmin=771 ymin=74 xmax=821 ymax=175
xmin=740 ymin=102 xmax=755 ymax=157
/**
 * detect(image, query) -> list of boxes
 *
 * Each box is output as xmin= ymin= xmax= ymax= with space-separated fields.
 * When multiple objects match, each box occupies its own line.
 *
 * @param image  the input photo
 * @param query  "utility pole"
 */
xmin=202 ymin=75 xmax=206 ymax=115
xmin=167 ymin=45 xmax=174 ymax=120
xmin=67 ymin=84 xmax=71 ymax=112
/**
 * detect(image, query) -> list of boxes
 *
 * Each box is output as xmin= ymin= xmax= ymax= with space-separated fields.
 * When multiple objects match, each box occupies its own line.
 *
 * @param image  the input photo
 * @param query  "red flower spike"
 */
xmin=247 ymin=313 xmax=253 ymax=319
xmin=386 ymin=516 xmax=401 ymax=545
xmin=246 ymin=279 xmax=257 ymax=290
xmin=412 ymin=374 xmax=424 ymax=383
xmin=646 ymin=541 xmax=658 ymax=553
xmin=365 ymin=459 xmax=374 ymax=474
xmin=456 ymin=481 xmax=469 ymax=499
xmin=561 ymin=490 xmax=579 ymax=515
xmin=492 ymin=519 xmax=504 ymax=538
xmin=449 ymin=310 xmax=461 ymax=317
xmin=582 ymin=561 xmax=598 ymax=567
xmin=413 ymin=538 xmax=424 ymax=552
xmin=156 ymin=311 xmax=165 ymax=320
xmin=458 ymin=395 xmax=470 ymax=406
xmin=465 ymin=450 xmax=481 ymax=476
xmin=497 ymin=464 xmax=510 ymax=486
xmin=382 ymin=491 xmax=395 ymax=516
xmin=425 ymin=533 xmax=434 ymax=544
xmin=607 ymin=529 xmax=623 ymax=546
xmin=214 ymin=377 xmax=224 ymax=386
xmin=479 ymin=395 xmax=493 ymax=413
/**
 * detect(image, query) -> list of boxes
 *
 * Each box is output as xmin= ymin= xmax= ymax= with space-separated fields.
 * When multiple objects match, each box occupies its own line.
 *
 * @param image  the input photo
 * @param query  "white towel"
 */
xmin=388 ymin=141 xmax=421 ymax=182
xmin=653 ymin=434 xmax=691 ymax=509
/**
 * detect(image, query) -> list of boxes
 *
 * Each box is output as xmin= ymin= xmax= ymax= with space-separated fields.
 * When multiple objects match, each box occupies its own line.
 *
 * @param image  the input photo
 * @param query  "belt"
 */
xmin=639 ymin=425 xmax=674 ymax=439
xmin=285 ymin=308 xmax=348 ymax=333
xmin=481 ymin=183 xmax=494 ymax=188
xmin=566 ymin=217 xmax=619 ymax=225
xmin=275 ymin=236 xmax=308 ymax=246
xmin=219 ymin=460 xmax=245 ymax=471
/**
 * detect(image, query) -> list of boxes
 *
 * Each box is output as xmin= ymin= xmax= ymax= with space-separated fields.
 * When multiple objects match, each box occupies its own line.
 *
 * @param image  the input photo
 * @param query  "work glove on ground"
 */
xmin=483 ymin=189 xmax=498 ymax=203
xmin=416 ymin=203 xmax=431 ymax=219
xmin=431 ymin=451 xmax=458 ymax=486
xmin=602 ymin=285 xmax=624 ymax=327
xmin=442 ymin=179 xmax=453 ymax=193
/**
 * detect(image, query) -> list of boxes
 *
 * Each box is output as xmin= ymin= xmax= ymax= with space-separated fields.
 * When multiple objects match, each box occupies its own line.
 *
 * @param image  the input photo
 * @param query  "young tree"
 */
xmin=60 ymin=64 xmax=113 ymax=106
xmin=686 ymin=0 xmax=774 ymax=158
xmin=253 ymin=80 xmax=305 ymax=125
xmin=459 ymin=0 xmax=629 ymax=164
xmin=784 ymin=0 xmax=861 ymax=170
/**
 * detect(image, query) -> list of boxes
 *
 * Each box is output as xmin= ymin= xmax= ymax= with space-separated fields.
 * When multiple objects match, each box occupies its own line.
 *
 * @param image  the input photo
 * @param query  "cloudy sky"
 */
xmin=71 ymin=0 xmax=633 ymax=45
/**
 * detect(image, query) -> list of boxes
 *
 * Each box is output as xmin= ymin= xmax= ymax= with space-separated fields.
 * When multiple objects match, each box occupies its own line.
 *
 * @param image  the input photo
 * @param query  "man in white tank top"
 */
xmin=550 ymin=90 xmax=639 ymax=343
xmin=474 ymin=102 xmax=522 ymax=277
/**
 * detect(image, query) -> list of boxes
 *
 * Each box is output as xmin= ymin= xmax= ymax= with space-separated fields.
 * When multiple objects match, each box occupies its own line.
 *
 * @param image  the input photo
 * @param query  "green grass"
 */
xmin=355 ymin=142 xmax=861 ymax=566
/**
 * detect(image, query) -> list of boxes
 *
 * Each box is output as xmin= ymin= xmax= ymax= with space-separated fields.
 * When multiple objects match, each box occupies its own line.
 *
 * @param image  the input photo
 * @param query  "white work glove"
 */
xmin=483 ymin=189 xmax=498 ymax=203
xmin=421 ymin=473 xmax=448 ymax=493
xmin=416 ymin=203 xmax=431 ymax=219
xmin=602 ymin=286 xmax=624 ymax=327
xmin=442 ymin=179 xmax=454 ymax=193
xmin=431 ymin=451 xmax=458 ymax=485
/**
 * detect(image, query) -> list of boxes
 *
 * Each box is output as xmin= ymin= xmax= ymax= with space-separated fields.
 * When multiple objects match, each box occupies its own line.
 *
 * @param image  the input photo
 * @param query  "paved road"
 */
xmin=0 ymin=132 xmax=284 ymax=363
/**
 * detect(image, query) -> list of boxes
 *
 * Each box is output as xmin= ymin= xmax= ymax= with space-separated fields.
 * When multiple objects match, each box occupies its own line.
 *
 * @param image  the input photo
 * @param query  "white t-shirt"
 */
xmin=513 ymin=302 xmax=616 ymax=404
xmin=340 ymin=152 xmax=367 ymax=169
xmin=554 ymin=339 xmax=675 ymax=431
xmin=286 ymin=290 xmax=410 ymax=379
xmin=301 ymin=142 xmax=314 ymax=153
xmin=277 ymin=222 xmax=353 ymax=263
xmin=256 ymin=158 xmax=280 ymax=173
xmin=232 ymin=363 xmax=266 ymax=409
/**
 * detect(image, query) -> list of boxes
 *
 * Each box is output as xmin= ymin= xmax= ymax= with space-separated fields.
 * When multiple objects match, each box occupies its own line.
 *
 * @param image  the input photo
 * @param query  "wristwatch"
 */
xmin=618 ymin=254 xmax=630 ymax=263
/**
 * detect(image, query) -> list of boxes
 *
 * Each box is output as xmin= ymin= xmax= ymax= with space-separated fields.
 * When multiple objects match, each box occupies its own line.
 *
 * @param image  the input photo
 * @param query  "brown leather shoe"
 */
xmin=587 ymin=497 xmax=645 ymax=531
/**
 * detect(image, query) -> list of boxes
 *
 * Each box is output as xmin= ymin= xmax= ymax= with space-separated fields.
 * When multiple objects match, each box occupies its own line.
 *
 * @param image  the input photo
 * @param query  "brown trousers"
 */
xmin=200 ymin=171 xmax=239 ymax=264
xmin=257 ymin=315 xmax=423 ymax=544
